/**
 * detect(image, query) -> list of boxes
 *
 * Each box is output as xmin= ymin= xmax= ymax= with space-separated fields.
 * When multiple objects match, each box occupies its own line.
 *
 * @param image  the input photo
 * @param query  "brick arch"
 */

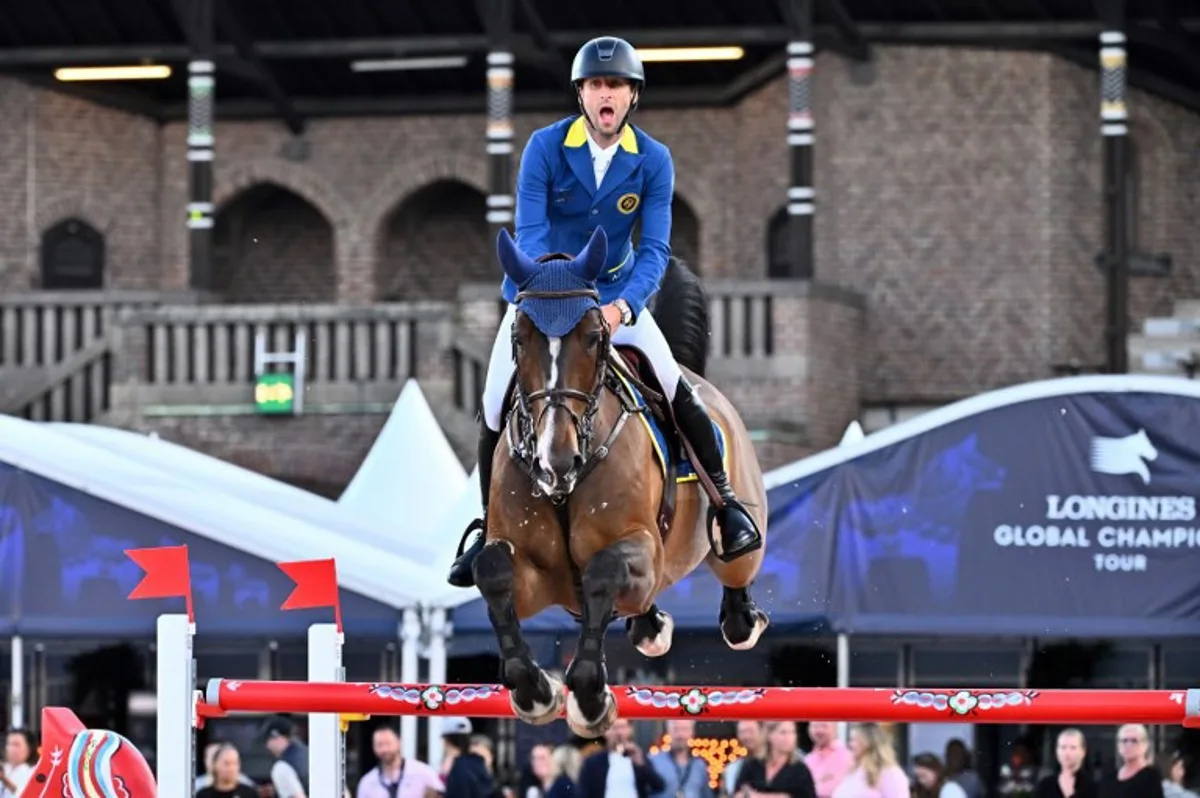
xmin=36 ymin=195 xmax=115 ymax=236
xmin=214 ymin=159 xmax=355 ymax=229
xmin=359 ymin=153 xmax=489 ymax=246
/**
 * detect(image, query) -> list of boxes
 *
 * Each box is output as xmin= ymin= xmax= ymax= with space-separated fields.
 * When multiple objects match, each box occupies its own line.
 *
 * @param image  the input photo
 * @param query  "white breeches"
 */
xmin=481 ymin=303 xmax=683 ymax=431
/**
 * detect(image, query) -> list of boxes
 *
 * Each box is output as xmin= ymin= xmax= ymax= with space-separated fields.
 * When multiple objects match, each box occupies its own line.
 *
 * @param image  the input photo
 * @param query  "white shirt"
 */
xmin=606 ymin=752 xmax=640 ymax=798
xmin=587 ymin=134 xmax=621 ymax=190
xmin=1 ymin=763 xmax=33 ymax=798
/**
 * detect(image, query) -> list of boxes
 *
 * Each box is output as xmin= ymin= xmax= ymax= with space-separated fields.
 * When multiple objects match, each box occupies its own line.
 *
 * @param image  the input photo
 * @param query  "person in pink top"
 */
xmin=831 ymin=724 xmax=909 ymax=798
xmin=805 ymin=723 xmax=855 ymax=798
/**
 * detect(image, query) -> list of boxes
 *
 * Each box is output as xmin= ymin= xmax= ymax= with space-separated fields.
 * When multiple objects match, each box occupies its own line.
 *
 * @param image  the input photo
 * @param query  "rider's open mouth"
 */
xmin=598 ymin=106 xmax=616 ymax=124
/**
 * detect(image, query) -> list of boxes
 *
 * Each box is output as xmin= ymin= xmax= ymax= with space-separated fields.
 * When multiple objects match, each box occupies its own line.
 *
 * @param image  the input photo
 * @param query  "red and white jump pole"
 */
xmin=198 ymin=678 xmax=1200 ymax=726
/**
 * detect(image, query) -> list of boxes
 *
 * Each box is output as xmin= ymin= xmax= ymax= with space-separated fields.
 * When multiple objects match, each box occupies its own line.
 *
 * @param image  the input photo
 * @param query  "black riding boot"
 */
xmin=671 ymin=378 xmax=763 ymax=562
xmin=446 ymin=423 xmax=502 ymax=588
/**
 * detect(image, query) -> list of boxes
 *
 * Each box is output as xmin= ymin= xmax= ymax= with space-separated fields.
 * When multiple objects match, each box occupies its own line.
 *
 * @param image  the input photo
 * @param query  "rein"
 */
xmin=506 ymin=287 xmax=645 ymax=503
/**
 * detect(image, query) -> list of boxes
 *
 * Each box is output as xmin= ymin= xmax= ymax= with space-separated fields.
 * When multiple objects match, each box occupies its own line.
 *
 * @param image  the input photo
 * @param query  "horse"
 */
xmin=472 ymin=226 xmax=770 ymax=738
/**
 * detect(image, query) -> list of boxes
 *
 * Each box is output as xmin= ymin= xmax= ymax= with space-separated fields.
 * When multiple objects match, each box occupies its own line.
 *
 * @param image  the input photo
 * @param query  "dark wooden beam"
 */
xmin=819 ymin=0 xmax=870 ymax=61
xmin=212 ymin=0 xmax=305 ymax=135
xmin=8 ymin=21 xmax=1200 ymax=67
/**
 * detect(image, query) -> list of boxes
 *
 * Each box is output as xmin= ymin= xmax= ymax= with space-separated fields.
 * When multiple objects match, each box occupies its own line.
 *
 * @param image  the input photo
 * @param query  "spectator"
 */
xmin=1099 ymin=725 xmax=1162 ymax=798
xmin=733 ymin=721 xmax=816 ymax=798
xmin=549 ymin=745 xmax=581 ymax=798
xmin=831 ymin=723 xmax=907 ymax=798
xmin=524 ymin=744 xmax=557 ymax=798
xmin=650 ymin=719 xmax=714 ymax=798
xmin=806 ymin=723 xmax=853 ymax=798
xmin=196 ymin=741 xmax=257 ymax=793
xmin=911 ymin=753 xmax=967 ymax=798
xmin=196 ymin=743 xmax=257 ymax=798
xmin=1034 ymin=729 xmax=1095 ymax=798
xmin=260 ymin=715 xmax=309 ymax=798
xmin=725 ymin=722 xmax=767 ymax=798
xmin=441 ymin=718 xmax=497 ymax=798
xmin=1158 ymin=752 xmax=1197 ymax=798
xmin=943 ymin=740 xmax=983 ymax=798
xmin=0 ymin=728 xmax=35 ymax=798
xmin=577 ymin=718 xmax=664 ymax=798
xmin=356 ymin=724 xmax=444 ymax=798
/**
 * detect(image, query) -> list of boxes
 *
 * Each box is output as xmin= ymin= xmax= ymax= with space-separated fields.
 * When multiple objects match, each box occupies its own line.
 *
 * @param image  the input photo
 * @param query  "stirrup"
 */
xmin=455 ymin=518 xmax=486 ymax=558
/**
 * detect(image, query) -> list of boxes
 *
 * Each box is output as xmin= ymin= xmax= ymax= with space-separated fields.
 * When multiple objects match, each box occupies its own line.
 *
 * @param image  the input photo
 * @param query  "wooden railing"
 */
xmin=0 ymin=290 xmax=173 ymax=368
xmin=111 ymin=302 xmax=455 ymax=409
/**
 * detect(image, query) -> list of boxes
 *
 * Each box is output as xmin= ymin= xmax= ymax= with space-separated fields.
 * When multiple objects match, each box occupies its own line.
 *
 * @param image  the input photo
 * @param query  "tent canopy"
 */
xmin=765 ymin=374 xmax=1200 ymax=637
xmin=0 ymin=414 xmax=471 ymax=637
xmin=49 ymin=381 xmax=468 ymax=578
xmin=339 ymin=379 xmax=467 ymax=542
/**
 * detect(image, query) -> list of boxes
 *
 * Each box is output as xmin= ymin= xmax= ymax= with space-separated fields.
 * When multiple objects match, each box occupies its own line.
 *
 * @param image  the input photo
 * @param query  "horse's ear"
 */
xmin=496 ymin=228 xmax=538 ymax=286
xmin=571 ymin=226 xmax=608 ymax=283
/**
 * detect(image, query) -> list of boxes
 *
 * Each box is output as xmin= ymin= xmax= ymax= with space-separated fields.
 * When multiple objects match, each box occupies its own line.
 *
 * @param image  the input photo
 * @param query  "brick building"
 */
xmin=3 ymin=45 xmax=1199 ymax=488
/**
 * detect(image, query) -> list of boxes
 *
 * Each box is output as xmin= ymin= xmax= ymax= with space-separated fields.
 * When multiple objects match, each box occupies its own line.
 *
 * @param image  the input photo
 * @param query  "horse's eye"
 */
xmin=585 ymin=331 xmax=603 ymax=350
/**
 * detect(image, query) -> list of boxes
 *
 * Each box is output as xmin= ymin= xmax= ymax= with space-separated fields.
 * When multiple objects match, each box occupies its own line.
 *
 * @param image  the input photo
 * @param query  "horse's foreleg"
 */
xmin=625 ymin=604 xmax=674 ymax=657
xmin=473 ymin=542 xmax=564 ymax=724
xmin=566 ymin=536 xmax=653 ymax=738
xmin=717 ymin=584 xmax=770 ymax=651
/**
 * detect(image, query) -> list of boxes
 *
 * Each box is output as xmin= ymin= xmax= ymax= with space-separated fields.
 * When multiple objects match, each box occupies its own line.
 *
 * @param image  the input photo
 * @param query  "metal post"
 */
xmin=786 ymin=0 xmax=815 ymax=279
xmin=9 ymin=635 xmax=23 ymax=729
xmin=156 ymin=614 xmax=196 ymax=798
xmin=486 ymin=0 xmax=515 ymax=241
xmin=307 ymin=623 xmax=345 ymax=798
xmin=186 ymin=0 xmax=216 ymax=290
xmin=1100 ymin=0 xmax=1129 ymax=373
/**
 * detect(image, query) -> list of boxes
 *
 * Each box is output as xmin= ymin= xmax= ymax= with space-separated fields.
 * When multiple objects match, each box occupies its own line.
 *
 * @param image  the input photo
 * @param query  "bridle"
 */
xmin=505 ymin=286 xmax=641 ymax=502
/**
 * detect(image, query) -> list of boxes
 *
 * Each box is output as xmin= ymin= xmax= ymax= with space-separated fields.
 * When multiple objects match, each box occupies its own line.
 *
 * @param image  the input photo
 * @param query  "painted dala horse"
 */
xmin=472 ymin=226 xmax=770 ymax=738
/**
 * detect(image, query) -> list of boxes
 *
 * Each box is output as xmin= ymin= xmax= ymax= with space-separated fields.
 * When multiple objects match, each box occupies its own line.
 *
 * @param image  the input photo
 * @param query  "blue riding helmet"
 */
xmin=570 ymin=36 xmax=645 ymax=89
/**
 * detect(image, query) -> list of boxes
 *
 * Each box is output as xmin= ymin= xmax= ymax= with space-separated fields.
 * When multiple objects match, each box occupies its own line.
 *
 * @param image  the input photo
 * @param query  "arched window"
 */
xmin=40 ymin=218 xmax=105 ymax=289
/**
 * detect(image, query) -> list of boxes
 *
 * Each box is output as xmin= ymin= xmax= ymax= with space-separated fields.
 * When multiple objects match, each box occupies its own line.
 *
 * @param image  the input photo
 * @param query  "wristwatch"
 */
xmin=615 ymin=299 xmax=633 ymax=326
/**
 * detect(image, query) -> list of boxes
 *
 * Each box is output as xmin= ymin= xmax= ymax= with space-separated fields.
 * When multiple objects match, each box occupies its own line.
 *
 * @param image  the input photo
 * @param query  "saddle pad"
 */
xmin=612 ymin=370 xmax=728 ymax=484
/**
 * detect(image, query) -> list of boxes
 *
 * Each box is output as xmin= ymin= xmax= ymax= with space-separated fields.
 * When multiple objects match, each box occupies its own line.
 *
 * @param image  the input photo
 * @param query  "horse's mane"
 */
xmin=650 ymin=256 xmax=709 ymax=378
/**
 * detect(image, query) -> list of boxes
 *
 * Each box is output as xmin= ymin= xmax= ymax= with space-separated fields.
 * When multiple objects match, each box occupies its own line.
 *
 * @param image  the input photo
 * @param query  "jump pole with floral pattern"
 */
xmin=198 ymin=679 xmax=1200 ymax=726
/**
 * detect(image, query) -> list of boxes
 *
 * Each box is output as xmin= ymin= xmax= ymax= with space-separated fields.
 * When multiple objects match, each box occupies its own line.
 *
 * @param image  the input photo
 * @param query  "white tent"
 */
xmin=48 ymin=403 xmax=471 ymax=585
xmin=339 ymin=379 xmax=467 ymax=542
xmin=0 ymin=414 xmax=457 ymax=609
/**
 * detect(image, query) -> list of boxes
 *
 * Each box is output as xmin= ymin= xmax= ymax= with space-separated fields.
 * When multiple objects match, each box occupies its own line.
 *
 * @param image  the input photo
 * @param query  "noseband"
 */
xmin=506 ymin=287 xmax=640 ymax=501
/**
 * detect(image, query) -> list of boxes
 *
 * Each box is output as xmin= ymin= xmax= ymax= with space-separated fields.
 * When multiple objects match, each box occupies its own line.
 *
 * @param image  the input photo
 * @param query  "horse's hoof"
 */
xmin=565 ymin=686 xmax=618 ymax=739
xmin=509 ymin=671 xmax=566 ymax=726
xmin=720 ymin=605 xmax=770 ymax=651
xmin=633 ymin=611 xmax=674 ymax=658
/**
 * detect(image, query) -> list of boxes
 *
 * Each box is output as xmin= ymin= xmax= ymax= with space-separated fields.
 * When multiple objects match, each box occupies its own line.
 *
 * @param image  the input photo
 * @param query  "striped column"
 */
xmin=486 ymin=50 xmax=515 ymax=236
xmin=1100 ymin=23 xmax=1129 ymax=373
xmin=786 ymin=37 xmax=814 ymax=279
xmin=186 ymin=0 xmax=215 ymax=291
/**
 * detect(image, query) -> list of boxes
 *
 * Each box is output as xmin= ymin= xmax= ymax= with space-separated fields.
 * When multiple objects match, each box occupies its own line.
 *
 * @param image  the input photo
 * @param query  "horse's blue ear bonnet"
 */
xmin=497 ymin=227 xmax=608 ymax=338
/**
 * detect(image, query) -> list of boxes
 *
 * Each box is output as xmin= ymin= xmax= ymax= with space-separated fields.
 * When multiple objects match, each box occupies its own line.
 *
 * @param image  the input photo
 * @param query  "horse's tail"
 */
xmin=653 ymin=256 xmax=709 ymax=378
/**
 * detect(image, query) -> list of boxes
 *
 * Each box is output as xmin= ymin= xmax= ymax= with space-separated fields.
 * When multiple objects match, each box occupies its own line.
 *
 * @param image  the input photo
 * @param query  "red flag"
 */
xmin=278 ymin=558 xmax=342 ymax=631
xmin=126 ymin=545 xmax=193 ymax=621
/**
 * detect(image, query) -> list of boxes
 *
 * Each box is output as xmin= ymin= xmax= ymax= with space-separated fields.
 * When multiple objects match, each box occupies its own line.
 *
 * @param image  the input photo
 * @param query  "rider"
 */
xmin=446 ymin=35 xmax=763 ymax=588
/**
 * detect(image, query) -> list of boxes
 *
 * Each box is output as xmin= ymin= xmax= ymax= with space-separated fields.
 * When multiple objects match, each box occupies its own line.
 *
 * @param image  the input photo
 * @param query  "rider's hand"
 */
xmin=601 ymin=303 xmax=622 ymax=334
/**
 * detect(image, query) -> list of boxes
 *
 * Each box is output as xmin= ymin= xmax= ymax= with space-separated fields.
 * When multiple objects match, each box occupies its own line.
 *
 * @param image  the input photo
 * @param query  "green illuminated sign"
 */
xmin=255 ymin=372 xmax=296 ymax=414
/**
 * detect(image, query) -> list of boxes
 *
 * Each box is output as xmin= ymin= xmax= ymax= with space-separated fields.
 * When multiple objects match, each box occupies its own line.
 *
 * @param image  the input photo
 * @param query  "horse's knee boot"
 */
xmin=473 ymin=543 xmax=514 ymax=596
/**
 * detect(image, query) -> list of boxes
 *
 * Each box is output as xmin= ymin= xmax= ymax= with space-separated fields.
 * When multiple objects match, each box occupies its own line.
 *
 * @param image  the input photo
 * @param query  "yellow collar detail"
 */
xmin=564 ymin=117 xmax=639 ymax=153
